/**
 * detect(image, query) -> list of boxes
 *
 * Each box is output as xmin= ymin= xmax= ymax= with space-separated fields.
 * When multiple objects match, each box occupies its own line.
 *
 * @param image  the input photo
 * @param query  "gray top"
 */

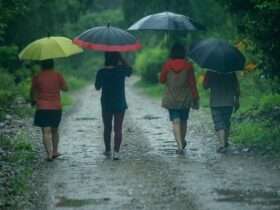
xmin=203 ymin=71 xmax=239 ymax=107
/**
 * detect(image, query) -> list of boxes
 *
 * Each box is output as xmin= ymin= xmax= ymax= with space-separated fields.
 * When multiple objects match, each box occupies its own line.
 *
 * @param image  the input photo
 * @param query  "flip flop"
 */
xmin=45 ymin=157 xmax=53 ymax=162
xmin=52 ymin=153 xmax=62 ymax=159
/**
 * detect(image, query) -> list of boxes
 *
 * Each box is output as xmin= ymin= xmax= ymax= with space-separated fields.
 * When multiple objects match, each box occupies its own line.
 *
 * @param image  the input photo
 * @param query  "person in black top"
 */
xmin=95 ymin=52 xmax=132 ymax=160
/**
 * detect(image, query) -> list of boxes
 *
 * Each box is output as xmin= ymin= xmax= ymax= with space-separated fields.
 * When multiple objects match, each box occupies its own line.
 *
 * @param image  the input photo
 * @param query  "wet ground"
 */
xmin=35 ymin=77 xmax=280 ymax=210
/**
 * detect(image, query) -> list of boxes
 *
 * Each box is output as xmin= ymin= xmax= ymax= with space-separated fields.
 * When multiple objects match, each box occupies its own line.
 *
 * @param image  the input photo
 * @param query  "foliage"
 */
xmin=216 ymin=0 xmax=280 ymax=78
xmin=123 ymin=0 xmax=236 ymax=40
xmin=232 ymin=121 xmax=280 ymax=152
xmin=64 ymin=9 xmax=124 ymax=37
xmin=259 ymin=94 xmax=280 ymax=114
xmin=61 ymin=93 xmax=74 ymax=107
xmin=65 ymin=75 xmax=88 ymax=91
xmin=0 ymin=71 xmax=17 ymax=108
xmin=231 ymin=71 xmax=280 ymax=151
xmin=0 ymin=46 xmax=19 ymax=73
xmin=134 ymin=47 xmax=168 ymax=83
xmin=16 ymin=77 xmax=31 ymax=101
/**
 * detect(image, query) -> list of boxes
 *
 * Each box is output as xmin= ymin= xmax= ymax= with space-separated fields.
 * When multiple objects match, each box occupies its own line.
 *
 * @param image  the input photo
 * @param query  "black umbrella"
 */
xmin=189 ymin=38 xmax=245 ymax=73
xmin=73 ymin=24 xmax=141 ymax=52
xmin=128 ymin=11 xmax=205 ymax=31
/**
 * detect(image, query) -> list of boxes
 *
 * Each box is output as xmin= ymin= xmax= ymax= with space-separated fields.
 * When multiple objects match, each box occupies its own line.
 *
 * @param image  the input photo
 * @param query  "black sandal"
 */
xmin=52 ymin=153 xmax=62 ymax=159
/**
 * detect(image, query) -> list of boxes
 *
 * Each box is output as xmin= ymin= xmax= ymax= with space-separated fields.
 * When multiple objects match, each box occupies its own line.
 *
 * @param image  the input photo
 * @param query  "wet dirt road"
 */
xmin=38 ymin=78 xmax=280 ymax=210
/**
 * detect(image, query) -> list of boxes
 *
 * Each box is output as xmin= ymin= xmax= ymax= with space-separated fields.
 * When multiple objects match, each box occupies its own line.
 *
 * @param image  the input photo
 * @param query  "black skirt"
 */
xmin=34 ymin=110 xmax=62 ymax=128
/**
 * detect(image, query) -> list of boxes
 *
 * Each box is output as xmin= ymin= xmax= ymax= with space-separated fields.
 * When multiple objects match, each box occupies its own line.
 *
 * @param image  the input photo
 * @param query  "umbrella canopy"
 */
xmin=19 ymin=36 xmax=83 ymax=60
xmin=73 ymin=25 xmax=141 ymax=52
xmin=189 ymin=38 xmax=245 ymax=73
xmin=128 ymin=11 xmax=205 ymax=31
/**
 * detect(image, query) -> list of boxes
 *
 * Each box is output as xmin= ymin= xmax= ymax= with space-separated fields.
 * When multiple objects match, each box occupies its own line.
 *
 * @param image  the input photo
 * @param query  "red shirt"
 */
xmin=32 ymin=70 xmax=66 ymax=110
xmin=160 ymin=59 xmax=199 ymax=99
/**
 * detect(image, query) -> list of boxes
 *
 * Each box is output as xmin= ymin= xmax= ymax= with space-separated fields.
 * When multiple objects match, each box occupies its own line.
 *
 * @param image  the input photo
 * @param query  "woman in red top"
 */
xmin=31 ymin=59 xmax=68 ymax=161
xmin=160 ymin=43 xmax=199 ymax=154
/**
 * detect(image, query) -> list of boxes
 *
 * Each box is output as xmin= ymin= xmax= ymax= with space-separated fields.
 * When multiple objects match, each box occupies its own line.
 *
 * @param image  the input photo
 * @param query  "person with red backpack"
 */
xmin=160 ymin=43 xmax=199 ymax=154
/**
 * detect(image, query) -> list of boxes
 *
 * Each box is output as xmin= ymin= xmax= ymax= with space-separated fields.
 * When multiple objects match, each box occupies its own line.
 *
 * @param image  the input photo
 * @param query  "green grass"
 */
xmin=232 ymin=121 xmax=280 ymax=151
xmin=231 ymin=71 xmax=280 ymax=152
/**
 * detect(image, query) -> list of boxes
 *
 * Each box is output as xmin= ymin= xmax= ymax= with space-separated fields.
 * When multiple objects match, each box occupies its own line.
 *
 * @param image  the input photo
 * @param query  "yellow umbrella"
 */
xmin=19 ymin=36 xmax=83 ymax=60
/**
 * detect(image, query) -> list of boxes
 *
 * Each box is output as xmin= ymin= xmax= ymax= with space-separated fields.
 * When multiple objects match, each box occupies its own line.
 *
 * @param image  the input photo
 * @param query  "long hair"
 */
xmin=104 ymin=52 xmax=121 ymax=66
xmin=169 ymin=43 xmax=186 ymax=59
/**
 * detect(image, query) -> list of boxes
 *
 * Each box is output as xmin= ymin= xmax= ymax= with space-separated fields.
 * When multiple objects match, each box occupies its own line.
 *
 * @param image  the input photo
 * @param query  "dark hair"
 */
xmin=104 ymin=52 xmax=121 ymax=66
xmin=41 ymin=59 xmax=54 ymax=69
xmin=169 ymin=43 xmax=186 ymax=59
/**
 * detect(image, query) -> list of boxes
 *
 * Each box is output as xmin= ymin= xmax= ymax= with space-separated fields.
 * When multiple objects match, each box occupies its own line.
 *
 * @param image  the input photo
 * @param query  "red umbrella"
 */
xmin=73 ymin=25 xmax=141 ymax=52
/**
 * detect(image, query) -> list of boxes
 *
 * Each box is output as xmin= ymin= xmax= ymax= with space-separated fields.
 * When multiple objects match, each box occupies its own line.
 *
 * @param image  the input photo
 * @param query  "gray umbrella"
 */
xmin=189 ymin=38 xmax=245 ymax=73
xmin=128 ymin=11 xmax=205 ymax=31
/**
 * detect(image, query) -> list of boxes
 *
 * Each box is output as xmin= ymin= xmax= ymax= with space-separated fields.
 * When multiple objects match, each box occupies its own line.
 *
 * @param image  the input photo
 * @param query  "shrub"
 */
xmin=232 ymin=121 xmax=280 ymax=151
xmin=0 ymin=70 xmax=17 ymax=108
xmin=16 ymin=78 xmax=31 ymax=101
xmin=134 ymin=47 xmax=168 ymax=84
xmin=0 ymin=46 xmax=19 ymax=72
xmin=258 ymin=94 xmax=280 ymax=113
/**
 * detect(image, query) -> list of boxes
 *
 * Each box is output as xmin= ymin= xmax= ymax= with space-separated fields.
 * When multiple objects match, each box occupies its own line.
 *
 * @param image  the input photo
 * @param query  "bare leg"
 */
xmin=216 ymin=129 xmax=226 ymax=153
xmin=42 ymin=127 xmax=53 ymax=159
xmin=51 ymin=127 xmax=60 ymax=156
xmin=172 ymin=119 xmax=183 ymax=150
xmin=180 ymin=121 xmax=187 ymax=148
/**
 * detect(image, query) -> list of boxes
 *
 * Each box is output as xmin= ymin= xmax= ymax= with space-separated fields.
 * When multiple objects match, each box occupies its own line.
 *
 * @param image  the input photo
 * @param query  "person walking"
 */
xmin=160 ymin=43 xmax=199 ymax=154
xmin=30 ymin=59 xmax=68 ymax=161
xmin=203 ymin=71 xmax=240 ymax=153
xmin=95 ymin=52 xmax=132 ymax=160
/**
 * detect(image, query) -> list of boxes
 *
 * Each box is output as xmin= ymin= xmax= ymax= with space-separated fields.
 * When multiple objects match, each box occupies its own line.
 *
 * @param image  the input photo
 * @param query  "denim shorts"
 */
xmin=168 ymin=109 xmax=190 ymax=121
